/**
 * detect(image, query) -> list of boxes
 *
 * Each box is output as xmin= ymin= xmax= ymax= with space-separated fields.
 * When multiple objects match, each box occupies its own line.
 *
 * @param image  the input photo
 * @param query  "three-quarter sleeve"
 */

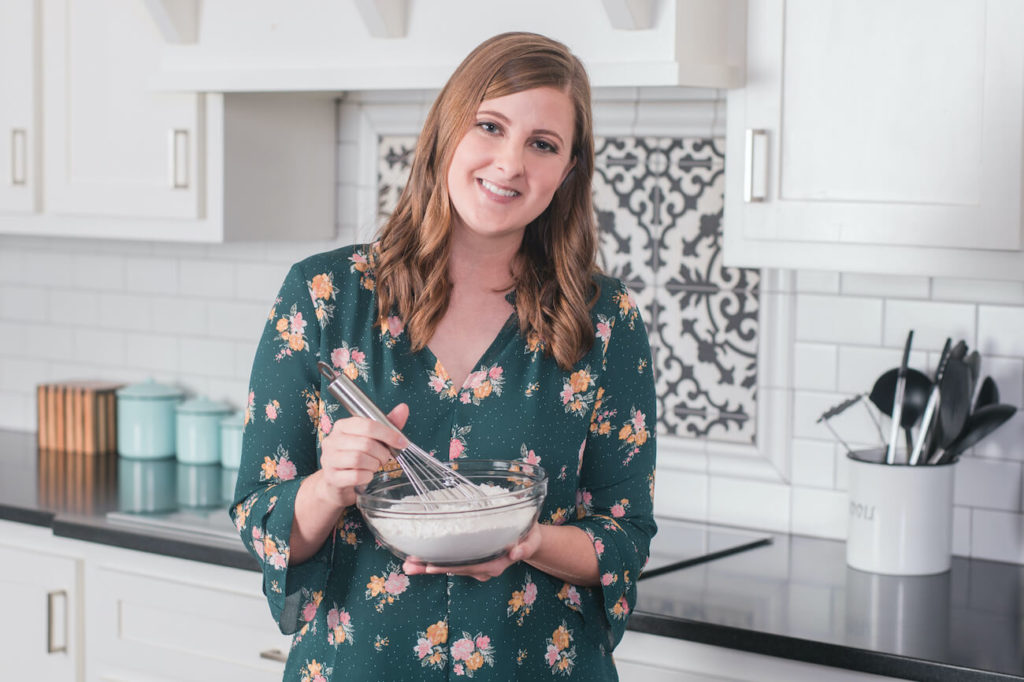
xmin=569 ymin=282 xmax=657 ymax=650
xmin=230 ymin=262 xmax=333 ymax=635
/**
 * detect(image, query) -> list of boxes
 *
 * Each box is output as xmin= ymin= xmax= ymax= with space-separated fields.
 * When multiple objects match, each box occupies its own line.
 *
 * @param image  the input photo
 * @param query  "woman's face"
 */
xmin=446 ymin=86 xmax=576 ymax=244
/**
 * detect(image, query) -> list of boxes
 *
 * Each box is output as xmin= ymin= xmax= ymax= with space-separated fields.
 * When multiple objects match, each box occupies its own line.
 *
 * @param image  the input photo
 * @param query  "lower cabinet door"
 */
xmin=83 ymin=548 xmax=291 ymax=682
xmin=0 ymin=542 xmax=81 ymax=682
xmin=615 ymin=631 xmax=903 ymax=682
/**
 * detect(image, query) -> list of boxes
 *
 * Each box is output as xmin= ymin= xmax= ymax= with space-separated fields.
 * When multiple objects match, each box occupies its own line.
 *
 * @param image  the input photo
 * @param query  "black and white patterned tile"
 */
xmin=375 ymin=133 xmax=760 ymax=445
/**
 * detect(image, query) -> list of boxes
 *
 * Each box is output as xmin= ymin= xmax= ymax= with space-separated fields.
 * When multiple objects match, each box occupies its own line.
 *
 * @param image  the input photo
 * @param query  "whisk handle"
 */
xmin=317 ymin=361 xmax=403 ymax=440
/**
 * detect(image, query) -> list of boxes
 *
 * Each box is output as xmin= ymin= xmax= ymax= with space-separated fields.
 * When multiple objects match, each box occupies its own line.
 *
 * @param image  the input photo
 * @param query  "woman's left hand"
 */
xmin=402 ymin=523 xmax=544 ymax=582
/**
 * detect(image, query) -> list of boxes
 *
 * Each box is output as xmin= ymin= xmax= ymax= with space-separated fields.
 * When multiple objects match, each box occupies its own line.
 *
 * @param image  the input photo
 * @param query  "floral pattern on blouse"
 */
xmin=231 ymin=244 xmax=657 ymax=681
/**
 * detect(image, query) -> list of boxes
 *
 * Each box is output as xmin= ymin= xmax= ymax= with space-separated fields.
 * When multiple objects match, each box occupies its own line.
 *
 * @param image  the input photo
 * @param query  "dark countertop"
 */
xmin=3 ymin=429 xmax=1022 ymax=681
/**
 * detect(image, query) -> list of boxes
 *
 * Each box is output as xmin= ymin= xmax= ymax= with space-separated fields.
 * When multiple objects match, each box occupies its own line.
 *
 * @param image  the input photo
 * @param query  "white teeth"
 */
xmin=480 ymin=179 xmax=518 ymax=197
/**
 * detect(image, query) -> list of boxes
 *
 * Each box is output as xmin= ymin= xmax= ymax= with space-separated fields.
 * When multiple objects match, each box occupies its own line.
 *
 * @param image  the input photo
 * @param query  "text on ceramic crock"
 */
xmin=849 ymin=501 xmax=875 ymax=521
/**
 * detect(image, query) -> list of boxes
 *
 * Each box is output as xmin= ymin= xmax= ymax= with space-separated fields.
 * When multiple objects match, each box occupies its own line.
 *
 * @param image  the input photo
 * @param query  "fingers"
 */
xmin=387 ymin=403 xmax=410 ymax=432
xmin=403 ymin=555 xmax=513 ymax=582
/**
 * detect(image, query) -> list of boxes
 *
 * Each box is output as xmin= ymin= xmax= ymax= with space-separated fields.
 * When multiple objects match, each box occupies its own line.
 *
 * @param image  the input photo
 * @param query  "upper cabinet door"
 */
xmin=0 ymin=0 xmax=38 ymax=214
xmin=42 ymin=0 xmax=202 ymax=220
xmin=724 ymin=0 xmax=1024 ymax=277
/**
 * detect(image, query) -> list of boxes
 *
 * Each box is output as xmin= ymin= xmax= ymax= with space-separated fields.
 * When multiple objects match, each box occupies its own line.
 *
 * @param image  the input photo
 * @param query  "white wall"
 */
xmin=2 ymin=91 xmax=1023 ymax=564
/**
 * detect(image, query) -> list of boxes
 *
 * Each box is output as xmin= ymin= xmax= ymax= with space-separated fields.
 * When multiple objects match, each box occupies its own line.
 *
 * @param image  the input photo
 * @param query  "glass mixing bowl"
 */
xmin=356 ymin=459 xmax=547 ymax=566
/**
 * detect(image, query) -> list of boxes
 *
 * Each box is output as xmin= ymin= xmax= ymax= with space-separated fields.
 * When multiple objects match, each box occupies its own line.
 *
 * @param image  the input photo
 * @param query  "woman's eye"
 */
xmin=533 ymin=139 xmax=558 ymax=154
xmin=477 ymin=121 xmax=499 ymax=134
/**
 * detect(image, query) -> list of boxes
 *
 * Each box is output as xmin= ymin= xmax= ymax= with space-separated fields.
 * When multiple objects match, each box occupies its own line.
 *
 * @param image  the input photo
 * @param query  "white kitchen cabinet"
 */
xmin=83 ymin=544 xmax=291 ymax=682
xmin=0 ymin=0 xmax=336 ymax=243
xmin=723 ymin=0 xmax=1024 ymax=279
xmin=0 ymin=521 xmax=83 ymax=682
xmin=0 ymin=0 xmax=39 ymax=215
xmin=615 ymin=631 xmax=900 ymax=682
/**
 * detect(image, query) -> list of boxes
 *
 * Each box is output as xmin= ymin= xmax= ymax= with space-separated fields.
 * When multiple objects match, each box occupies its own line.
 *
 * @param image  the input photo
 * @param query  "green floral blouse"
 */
xmin=231 ymin=244 xmax=657 ymax=681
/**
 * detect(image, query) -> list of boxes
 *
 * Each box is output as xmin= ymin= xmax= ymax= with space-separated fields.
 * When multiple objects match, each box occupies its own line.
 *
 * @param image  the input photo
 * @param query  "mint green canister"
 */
xmin=219 ymin=412 xmax=245 ymax=469
xmin=116 ymin=379 xmax=184 ymax=459
xmin=176 ymin=397 xmax=232 ymax=464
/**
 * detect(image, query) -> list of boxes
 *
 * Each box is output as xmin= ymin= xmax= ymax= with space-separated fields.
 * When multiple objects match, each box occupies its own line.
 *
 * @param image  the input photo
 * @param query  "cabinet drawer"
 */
xmin=85 ymin=558 xmax=290 ymax=682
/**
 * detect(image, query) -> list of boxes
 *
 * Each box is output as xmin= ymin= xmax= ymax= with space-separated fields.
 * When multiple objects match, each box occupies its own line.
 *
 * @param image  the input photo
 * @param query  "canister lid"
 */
xmin=116 ymin=378 xmax=184 ymax=400
xmin=176 ymin=397 xmax=233 ymax=416
xmin=220 ymin=411 xmax=245 ymax=431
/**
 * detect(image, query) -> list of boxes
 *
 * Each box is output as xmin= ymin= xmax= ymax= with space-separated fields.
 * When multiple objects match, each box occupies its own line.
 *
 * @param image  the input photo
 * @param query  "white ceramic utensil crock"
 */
xmin=846 ymin=448 xmax=956 ymax=575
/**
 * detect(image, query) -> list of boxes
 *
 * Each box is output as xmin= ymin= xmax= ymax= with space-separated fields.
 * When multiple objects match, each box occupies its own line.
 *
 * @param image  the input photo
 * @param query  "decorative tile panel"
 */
xmin=376 ymin=134 xmax=760 ymax=444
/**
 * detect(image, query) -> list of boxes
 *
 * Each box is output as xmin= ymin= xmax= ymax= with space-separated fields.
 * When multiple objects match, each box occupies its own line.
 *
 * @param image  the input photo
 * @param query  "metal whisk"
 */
xmin=317 ymin=361 xmax=485 ymax=504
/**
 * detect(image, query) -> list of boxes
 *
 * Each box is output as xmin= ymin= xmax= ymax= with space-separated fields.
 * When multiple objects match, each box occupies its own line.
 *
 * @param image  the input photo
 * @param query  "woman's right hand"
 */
xmin=314 ymin=403 xmax=410 ymax=509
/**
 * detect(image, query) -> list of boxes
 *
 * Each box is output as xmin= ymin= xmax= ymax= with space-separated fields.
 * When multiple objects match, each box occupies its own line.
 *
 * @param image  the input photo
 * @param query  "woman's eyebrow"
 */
xmin=477 ymin=109 xmax=566 ymax=146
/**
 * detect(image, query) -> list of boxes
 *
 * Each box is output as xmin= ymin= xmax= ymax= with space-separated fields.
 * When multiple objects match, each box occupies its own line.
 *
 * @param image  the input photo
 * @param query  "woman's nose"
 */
xmin=494 ymin=141 xmax=525 ymax=177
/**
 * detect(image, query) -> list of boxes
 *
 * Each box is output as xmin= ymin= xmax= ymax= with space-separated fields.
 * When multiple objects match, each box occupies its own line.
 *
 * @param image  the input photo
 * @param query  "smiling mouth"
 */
xmin=478 ymin=178 xmax=519 ymax=198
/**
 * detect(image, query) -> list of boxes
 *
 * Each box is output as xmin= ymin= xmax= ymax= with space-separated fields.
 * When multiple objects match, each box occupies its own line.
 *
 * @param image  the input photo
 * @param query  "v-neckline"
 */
xmin=423 ymin=311 xmax=518 ymax=389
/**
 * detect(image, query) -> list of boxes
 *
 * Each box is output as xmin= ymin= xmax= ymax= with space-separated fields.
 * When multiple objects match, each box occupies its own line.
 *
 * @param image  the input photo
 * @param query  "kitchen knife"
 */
xmin=908 ymin=337 xmax=951 ymax=465
xmin=886 ymin=330 xmax=914 ymax=464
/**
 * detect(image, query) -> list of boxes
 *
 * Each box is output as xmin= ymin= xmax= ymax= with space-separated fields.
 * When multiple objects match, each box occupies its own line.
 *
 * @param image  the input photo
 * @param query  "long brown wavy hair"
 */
xmin=374 ymin=32 xmax=599 ymax=370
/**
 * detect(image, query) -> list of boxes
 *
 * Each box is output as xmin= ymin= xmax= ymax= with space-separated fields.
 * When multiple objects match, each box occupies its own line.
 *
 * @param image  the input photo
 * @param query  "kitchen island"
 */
xmin=2 ymin=429 xmax=1022 ymax=681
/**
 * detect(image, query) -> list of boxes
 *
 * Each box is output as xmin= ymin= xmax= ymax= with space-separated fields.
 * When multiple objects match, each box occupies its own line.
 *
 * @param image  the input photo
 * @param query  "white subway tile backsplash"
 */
xmin=178 ymin=338 xmax=238 ymax=379
xmin=841 ymin=273 xmax=930 ymax=299
xmin=953 ymin=456 xmax=1022 ymax=511
xmin=15 ymin=250 xmax=73 ymax=287
xmin=0 ymin=285 xmax=47 ymax=322
xmin=789 ymin=439 xmax=836 ymax=488
xmin=790 ymin=487 xmax=846 ymax=539
xmin=178 ymin=260 xmax=238 ymax=298
xmin=795 ymin=294 xmax=883 ymax=345
xmin=234 ymin=262 xmax=292 ymax=303
xmin=792 ymin=343 xmax=837 ymax=391
xmin=122 ymin=332 xmax=179 ymax=373
xmin=978 ymin=305 xmax=1024 ymax=358
xmin=73 ymin=329 xmax=127 ymax=366
xmin=72 ymin=253 xmax=125 ymax=291
xmin=206 ymin=301 xmax=271 ymax=342
xmin=883 ymin=299 xmax=975 ymax=351
xmin=932 ymin=277 xmax=1024 ymax=306
xmin=0 ymin=357 xmax=48 ymax=392
xmin=970 ymin=509 xmax=1024 ymax=564
xmin=124 ymin=257 xmax=179 ymax=295
xmin=653 ymin=469 xmax=708 ymax=521
xmin=48 ymin=290 xmax=100 ymax=327
xmin=707 ymin=477 xmax=790 ymax=532
xmin=150 ymin=296 xmax=209 ymax=335
xmin=98 ymin=293 xmax=154 ymax=332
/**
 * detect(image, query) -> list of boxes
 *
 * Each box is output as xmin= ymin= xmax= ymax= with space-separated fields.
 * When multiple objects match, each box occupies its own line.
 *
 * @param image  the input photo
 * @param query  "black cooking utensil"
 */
xmin=909 ymin=338 xmax=951 ymax=465
xmin=868 ymin=367 xmax=931 ymax=429
xmin=935 ymin=352 xmax=972 ymax=455
xmin=964 ymin=350 xmax=981 ymax=403
xmin=974 ymin=376 xmax=999 ymax=412
xmin=931 ymin=403 xmax=1017 ymax=465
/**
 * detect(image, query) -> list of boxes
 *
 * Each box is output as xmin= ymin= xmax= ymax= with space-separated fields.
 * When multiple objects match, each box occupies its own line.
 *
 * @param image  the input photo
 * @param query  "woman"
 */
xmin=232 ymin=32 xmax=657 ymax=681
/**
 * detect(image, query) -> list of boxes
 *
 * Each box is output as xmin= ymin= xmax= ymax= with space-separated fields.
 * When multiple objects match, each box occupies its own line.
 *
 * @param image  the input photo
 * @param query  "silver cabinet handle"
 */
xmin=11 ymin=128 xmax=27 ymax=186
xmin=168 ymin=128 xmax=190 ymax=189
xmin=259 ymin=648 xmax=288 ymax=663
xmin=46 ymin=590 xmax=68 ymax=654
xmin=743 ymin=128 xmax=768 ymax=203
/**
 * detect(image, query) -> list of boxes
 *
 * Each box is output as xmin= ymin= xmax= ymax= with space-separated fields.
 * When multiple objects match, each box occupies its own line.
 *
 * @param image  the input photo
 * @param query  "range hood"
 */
xmin=142 ymin=0 xmax=746 ymax=92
